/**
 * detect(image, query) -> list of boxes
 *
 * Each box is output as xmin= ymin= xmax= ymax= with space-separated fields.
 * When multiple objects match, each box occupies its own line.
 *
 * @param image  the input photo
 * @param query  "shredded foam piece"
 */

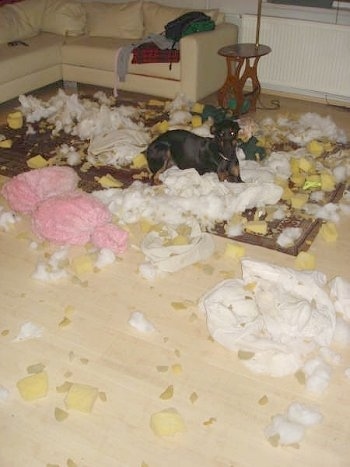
xmin=12 ymin=321 xmax=43 ymax=342
xmin=16 ymin=372 xmax=49 ymax=401
xmin=159 ymin=385 xmax=174 ymax=400
xmin=128 ymin=311 xmax=156 ymax=333
xmin=64 ymin=383 xmax=99 ymax=413
xmin=150 ymin=408 xmax=186 ymax=437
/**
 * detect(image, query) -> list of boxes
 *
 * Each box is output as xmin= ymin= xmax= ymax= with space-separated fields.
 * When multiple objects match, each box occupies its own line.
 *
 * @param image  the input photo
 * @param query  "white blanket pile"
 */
xmin=199 ymin=259 xmax=350 ymax=378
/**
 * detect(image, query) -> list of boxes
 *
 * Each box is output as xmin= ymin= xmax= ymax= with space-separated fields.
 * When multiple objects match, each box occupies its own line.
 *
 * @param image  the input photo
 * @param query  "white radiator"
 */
xmin=240 ymin=14 xmax=350 ymax=103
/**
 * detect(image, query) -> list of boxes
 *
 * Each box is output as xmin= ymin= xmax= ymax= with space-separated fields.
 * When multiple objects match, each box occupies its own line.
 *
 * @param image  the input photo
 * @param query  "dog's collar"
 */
xmin=219 ymin=152 xmax=231 ymax=161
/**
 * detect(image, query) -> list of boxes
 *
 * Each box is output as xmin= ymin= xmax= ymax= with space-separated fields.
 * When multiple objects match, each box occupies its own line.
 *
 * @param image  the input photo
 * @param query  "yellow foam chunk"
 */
xmin=191 ymin=102 xmax=204 ymax=114
xmin=290 ymin=174 xmax=305 ymax=187
xmin=131 ymin=153 xmax=148 ymax=169
xmin=157 ymin=120 xmax=169 ymax=133
xmin=281 ymin=186 xmax=294 ymax=201
xmin=307 ymin=140 xmax=324 ymax=157
xmin=295 ymin=251 xmax=316 ymax=270
xmin=150 ymin=408 xmax=186 ymax=437
xmin=64 ymin=383 xmax=99 ymax=413
xmin=26 ymin=154 xmax=48 ymax=169
xmin=224 ymin=242 xmax=246 ymax=259
xmin=7 ymin=110 xmax=23 ymax=129
xmin=148 ymin=99 xmax=165 ymax=107
xmin=244 ymin=221 xmax=268 ymax=235
xmin=320 ymin=172 xmax=336 ymax=192
xmin=16 ymin=371 xmax=49 ymax=401
xmin=191 ymin=115 xmax=202 ymax=128
xmin=320 ymin=222 xmax=338 ymax=242
xmin=95 ymin=174 xmax=123 ymax=188
xmin=290 ymin=193 xmax=309 ymax=209
xmin=290 ymin=158 xmax=300 ymax=176
xmin=171 ymin=234 xmax=189 ymax=246
xmin=298 ymin=157 xmax=314 ymax=173
xmin=0 ymin=139 xmax=13 ymax=148
xmin=70 ymin=255 xmax=94 ymax=275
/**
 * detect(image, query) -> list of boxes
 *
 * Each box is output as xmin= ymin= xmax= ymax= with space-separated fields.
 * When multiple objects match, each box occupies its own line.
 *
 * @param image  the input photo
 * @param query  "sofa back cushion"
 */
xmin=41 ymin=0 xmax=87 ymax=36
xmin=84 ymin=1 xmax=144 ymax=40
xmin=0 ymin=0 xmax=45 ymax=44
xmin=142 ymin=1 xmax=222 ymax=36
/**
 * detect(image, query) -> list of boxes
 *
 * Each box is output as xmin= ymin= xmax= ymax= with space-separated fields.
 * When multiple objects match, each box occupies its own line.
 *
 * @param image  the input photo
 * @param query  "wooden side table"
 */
xmin=217 ymin=43 xmax=271 ymax=115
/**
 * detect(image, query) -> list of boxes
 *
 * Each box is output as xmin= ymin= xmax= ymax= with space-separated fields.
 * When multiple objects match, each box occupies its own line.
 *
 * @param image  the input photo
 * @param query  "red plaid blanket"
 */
xmin=131 ymin=42 xmax=180 ymax=64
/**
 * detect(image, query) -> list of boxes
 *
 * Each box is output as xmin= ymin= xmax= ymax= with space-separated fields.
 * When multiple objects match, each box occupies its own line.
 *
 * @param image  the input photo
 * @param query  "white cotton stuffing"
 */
xmin=329 ymin=276 xmax=350 ymax=319
xmin=32 ymin=247 xmax=70 ymax=282
xmin=332 ymin=316 xmax=350 ymax=346
xmin=303 ymin=202 xmax=340 ymax=223
xmin=32 ymin=262 xmax=69 ymax=282
xmin=319 ymin=346 xmax=342 ymax=366
xmin=264 ymin=402 xmax=323 ymax=446
xmin=138 ymin=261 xmax=162 ymax=281
xmin=345 ymin=368 xmax=350 ymax=379
xmin=303 ymin=356 xmax=332 ymax=394
xmin=309 ymin=190 xmax=325 ymax=202
xmin=265 ymin=414 xmax=306 ymax=445
xmin=128 ymin=310 xmax=156 ymax=333
xmin=57 ymin=144 xmax=81 ymax=166
xmin=287 ymin=402 xmax=323 ymax=427
xmin=95 ymin=248 xmax=116 ymax=269
xmin=94 ymin=170 xmax=283 ymax=230
xmin=12 ymin=321 xmax=43 ymax=341
xmin=0 ymin=208 xmax=19 ymax=231
xmin=0 ymin=385 xmax=10 ymax=402
xmin=277 ymin=227 xmax=302 ymax=248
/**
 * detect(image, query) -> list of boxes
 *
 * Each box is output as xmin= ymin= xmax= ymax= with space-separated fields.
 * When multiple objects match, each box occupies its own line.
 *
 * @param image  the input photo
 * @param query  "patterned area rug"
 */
xmin=0 ymin=93 xmax=348 ymax=256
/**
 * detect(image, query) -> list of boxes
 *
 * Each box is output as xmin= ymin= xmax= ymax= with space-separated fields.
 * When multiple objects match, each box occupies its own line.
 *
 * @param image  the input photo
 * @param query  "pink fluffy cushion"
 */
xmin=32 ymin=191 xmax=128 ymax=253
xmin=1 ymin=166 xmax=79 ymax=214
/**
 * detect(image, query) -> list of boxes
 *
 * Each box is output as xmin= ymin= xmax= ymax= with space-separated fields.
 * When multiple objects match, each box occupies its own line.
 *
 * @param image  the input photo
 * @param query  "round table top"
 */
xmin=218 ymin=43 xmax=271 ymax=59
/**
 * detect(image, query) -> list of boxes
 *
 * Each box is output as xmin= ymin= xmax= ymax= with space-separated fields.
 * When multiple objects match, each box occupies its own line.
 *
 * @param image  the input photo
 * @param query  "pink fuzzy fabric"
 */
xmin=1 ymin=166 xmax=79 ymax=214
xmin=31 ymin=191 xmax=128 ymax=253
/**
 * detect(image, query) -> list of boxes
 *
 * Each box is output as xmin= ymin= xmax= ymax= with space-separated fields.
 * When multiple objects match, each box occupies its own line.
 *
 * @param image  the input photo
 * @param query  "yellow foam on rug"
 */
xmin=295 ymin=251 xmax=316 ymax=270
xmin=150 ymin=408 xmax=186 ymax=437
xmin=27 ymin=155 xmax=48 ymax=169
xmin=7 ymin=111 xmax=23 ymax=129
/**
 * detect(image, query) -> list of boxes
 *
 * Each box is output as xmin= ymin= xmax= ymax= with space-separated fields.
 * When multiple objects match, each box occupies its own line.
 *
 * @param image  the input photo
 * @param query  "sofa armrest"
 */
xmin=179 ymin=23 xmax=238 ymax=102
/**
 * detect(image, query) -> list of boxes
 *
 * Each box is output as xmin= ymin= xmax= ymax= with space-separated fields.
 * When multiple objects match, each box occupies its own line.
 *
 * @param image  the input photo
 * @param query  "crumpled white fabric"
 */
xmin=140 ymin=220 xmax=215 ymax=273
xmin=87 ymin=128 xmax=150 ymax=166
xmin=329 ymin=276 xmax=350 ymax=320
xmin=199 ymin=259 xmax=337 ymax=377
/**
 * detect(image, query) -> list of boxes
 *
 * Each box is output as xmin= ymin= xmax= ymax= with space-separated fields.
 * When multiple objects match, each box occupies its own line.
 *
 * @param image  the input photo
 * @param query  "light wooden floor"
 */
xmin=1 ymin=84 xmax=350 ymax=467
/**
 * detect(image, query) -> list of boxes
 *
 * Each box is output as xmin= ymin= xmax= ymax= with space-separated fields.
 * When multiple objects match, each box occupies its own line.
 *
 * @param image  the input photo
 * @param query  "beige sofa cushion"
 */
xmin=41 ymin=0 xmax=87 ymax=36
xmin=0 ymin=0 xmax=46 ymax=45
xmin=142 ymin=2 xmax=221 ymax=36
xmin=84 ymin=1 xmax=144 ymax=40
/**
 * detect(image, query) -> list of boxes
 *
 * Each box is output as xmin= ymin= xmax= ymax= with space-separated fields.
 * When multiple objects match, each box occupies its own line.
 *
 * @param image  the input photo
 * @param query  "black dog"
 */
xmin=145 ymin=119 xmax=243 ymax=184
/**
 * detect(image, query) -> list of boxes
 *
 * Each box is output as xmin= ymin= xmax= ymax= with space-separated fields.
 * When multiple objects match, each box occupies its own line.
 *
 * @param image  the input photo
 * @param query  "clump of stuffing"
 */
xmin=0 ymin=207 xmax=20 ymax=231
xmin=277 ymin=227 xmax=302 ymax=248
xmin=265 ymin=402 xmax=323 ymax=446
xmin=12 ymin=321 xmax=43 ymax=342
xmin=302 ymin=357 xmax=332 ymax=394
xmin=0 ymin=385 xmax=10 ymax=402
xmin=128 ymin=311 xmax=156 ymax=333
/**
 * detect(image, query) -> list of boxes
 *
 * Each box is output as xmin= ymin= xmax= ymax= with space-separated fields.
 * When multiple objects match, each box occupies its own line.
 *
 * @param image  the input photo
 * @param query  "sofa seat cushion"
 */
xmin=0 ymin=32 xmax=63 ymax=85
xmin=62 ymin=36 xmax=180 ymax=80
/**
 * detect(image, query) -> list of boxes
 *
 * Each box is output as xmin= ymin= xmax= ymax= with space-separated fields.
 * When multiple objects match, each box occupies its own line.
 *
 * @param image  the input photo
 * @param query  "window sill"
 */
xmin=263 ymin=2 xmax=350 ymax=25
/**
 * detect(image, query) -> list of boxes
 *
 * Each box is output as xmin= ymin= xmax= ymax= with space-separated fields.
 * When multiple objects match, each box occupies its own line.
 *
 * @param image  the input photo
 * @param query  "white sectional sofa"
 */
xmin=0 ymin=0 xmax=238 ymax=104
